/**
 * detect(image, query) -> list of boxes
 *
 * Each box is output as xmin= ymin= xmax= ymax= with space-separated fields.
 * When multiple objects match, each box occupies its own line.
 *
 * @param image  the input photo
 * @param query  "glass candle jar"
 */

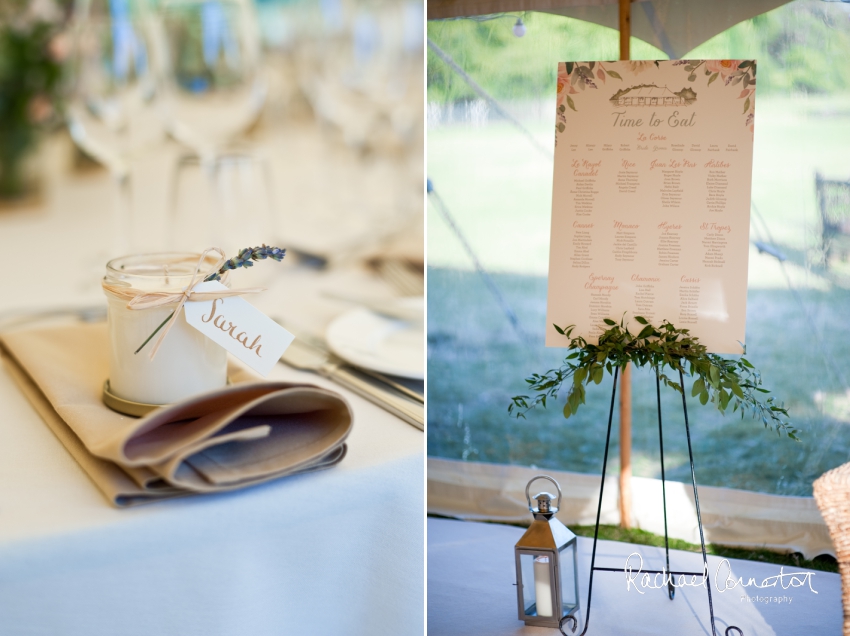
xmin=103 ymin=252 xmax=228 ymax=408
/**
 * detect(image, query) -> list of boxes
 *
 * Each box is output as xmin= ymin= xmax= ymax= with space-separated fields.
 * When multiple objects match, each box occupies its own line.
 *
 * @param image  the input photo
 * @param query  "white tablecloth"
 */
xmin=0 ymin=123 xmax=424 ymax=635
xmin=428 ymin=518 xmax=841 ymax=636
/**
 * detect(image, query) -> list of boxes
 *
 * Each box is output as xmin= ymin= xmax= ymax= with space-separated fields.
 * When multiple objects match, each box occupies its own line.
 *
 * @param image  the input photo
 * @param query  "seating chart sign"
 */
xmin=546 ymin=60 xmax=756 ymax=353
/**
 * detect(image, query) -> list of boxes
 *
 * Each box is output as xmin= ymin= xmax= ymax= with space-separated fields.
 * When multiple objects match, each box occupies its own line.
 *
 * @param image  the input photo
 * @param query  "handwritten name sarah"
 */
xmin=201 ymin=298 xmax=264 ymax=357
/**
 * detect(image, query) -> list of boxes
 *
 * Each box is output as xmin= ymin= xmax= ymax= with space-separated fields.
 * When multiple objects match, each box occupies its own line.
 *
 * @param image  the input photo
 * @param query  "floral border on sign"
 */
xmin=555 ymin=61 xmax=640 ymax=140
xmin=673 ymin=59 xmax=756 ymax=132
xmin=555 ymin=60 xmax=756 ymax=139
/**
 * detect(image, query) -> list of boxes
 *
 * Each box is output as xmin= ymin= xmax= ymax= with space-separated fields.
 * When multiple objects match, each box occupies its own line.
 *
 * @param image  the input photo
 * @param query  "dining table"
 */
xmin=428 ymin=517 xmax=842 ymax=636
xmin=0 ymin=116 xmax=424 ymax=635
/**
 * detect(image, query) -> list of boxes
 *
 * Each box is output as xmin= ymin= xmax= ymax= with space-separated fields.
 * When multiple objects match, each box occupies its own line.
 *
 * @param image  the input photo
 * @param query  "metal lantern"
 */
xmin=515 ymin=475 xmax=579 ymax=629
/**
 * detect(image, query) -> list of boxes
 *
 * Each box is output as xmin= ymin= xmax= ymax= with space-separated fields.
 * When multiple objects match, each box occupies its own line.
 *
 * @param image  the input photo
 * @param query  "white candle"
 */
xmin=533 ymin=555 xmax=553 ymax=617
xmin=104 ymin=253 xmax=228 ymax=406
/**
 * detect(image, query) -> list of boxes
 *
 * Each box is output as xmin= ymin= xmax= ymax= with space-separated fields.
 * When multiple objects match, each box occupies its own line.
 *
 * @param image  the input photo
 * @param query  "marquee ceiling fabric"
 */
xmin=427 ymin=0 xmax=796 ymax=58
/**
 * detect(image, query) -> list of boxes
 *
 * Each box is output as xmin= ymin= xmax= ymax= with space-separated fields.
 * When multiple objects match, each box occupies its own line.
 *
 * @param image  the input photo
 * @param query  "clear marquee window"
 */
xmin=427 ymin=0 xmax=850 ymax=496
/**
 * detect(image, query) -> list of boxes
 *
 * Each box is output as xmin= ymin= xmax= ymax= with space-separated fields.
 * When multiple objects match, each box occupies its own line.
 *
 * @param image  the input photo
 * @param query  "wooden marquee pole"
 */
xmin=618 ymin=0 xmax=633 ymax=530
xmin=619 ymin=0 xmax=631 ymax=61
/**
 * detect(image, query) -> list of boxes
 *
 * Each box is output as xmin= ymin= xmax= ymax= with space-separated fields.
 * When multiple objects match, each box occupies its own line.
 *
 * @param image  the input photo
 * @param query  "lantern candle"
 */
xmin=515 ymin=475 xmax=580 ymax=628
xmin=534 ymin=556 xmax=553 ymax=617
xmin=102 ymin=252 xmax=228 ymax=409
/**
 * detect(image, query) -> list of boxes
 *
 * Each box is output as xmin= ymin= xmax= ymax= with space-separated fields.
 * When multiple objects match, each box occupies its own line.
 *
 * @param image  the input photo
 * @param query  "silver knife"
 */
xmin=279 ymin=337 xmax=424 ymax=431
xmin=273 ymin=317 xmax=422 ymax=403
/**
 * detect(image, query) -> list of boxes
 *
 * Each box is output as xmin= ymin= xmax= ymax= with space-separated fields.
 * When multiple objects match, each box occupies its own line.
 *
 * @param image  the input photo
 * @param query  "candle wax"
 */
xmin=533 ymin=555 xmax=553 ymax=617
xmin=105 ymin=254 xmax=228 ymax=406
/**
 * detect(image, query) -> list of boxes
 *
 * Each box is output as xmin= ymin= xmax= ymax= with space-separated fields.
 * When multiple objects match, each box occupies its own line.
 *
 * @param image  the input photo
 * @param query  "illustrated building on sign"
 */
xmin=610 ymin=84 xmax=697 ymax=107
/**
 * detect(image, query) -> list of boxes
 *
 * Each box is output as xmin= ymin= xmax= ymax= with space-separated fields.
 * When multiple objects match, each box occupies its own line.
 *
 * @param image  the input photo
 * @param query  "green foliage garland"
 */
xmin=509 ymin=316 xmax=797 ymax=439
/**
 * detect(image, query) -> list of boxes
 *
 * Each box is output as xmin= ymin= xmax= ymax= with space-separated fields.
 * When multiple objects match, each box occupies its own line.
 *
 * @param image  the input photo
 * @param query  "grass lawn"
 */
xmin=427 ymin=268 xmax=850 ymax=496
xmin=430 ymin=515 xmax=839 ymax=573
xmin=427 ymin=95 xmax=850 ymax=284
xmin=567 ymin=525 xmax=837 ymax=574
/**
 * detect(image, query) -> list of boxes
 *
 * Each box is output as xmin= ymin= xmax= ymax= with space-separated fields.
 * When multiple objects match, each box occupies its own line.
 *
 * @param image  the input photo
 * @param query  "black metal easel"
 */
xmin=558 ymin=366 xmax=743 ymax=636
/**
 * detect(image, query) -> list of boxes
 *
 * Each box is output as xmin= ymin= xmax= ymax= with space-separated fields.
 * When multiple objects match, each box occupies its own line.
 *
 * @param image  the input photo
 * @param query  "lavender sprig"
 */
xmin=135 ymin=245 xmax=286 ymax=355
xmin=204 ymin=245 xmax=286 ymax=282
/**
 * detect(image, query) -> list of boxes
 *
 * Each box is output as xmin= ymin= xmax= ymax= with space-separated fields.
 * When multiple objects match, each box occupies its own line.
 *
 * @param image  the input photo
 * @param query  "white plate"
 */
xmin=325 ymin=298 xmax=424 ymax=380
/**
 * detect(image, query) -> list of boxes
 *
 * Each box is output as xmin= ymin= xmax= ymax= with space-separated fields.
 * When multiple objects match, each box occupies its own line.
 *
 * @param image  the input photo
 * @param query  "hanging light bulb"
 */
xmin=512 ymin=17 xmax=526 ymax=37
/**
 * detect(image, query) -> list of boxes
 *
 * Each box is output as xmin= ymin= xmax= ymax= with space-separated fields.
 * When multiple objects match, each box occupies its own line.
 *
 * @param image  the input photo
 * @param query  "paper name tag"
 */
xmin=183 ymin=281 xmax=295 ymax=377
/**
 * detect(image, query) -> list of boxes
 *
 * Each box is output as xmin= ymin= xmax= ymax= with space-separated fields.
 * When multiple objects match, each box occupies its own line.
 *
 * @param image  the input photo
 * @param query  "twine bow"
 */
xmin=102 ymin=247 xmax=265 ymax=360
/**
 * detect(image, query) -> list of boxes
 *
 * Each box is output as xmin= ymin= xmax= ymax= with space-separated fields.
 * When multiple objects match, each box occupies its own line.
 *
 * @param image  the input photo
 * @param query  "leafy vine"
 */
xmin=509 ymin=316 xmax=796 ymax=439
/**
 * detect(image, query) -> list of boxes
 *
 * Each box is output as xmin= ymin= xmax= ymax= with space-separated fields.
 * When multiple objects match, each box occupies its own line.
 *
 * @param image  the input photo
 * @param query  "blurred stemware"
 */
xmin=66 ymin=0 xmax=165 ymax=255
xmin=168 ymin=150 xmax=276 ymax=272
xmin=297 ymin=0 xmax=423 ymax=155
xmin=160 ymin=0 xmax=266 ymax=162
xmin=160 ymin=0 xmax=274 ymax=252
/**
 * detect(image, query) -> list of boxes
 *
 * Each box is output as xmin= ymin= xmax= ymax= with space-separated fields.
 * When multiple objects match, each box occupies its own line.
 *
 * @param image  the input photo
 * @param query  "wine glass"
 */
xmin=160 ymin=0 xmax=266 ymax=162
xmin=159 ymin=0 xmax=272 ymax=252
xmin=298 ymin=0 xmax=423 ymax=154
xmin=66 ymin=0 xmax=165 ymax=255
xmin=169 ymin=150 xmax=276 ymax=281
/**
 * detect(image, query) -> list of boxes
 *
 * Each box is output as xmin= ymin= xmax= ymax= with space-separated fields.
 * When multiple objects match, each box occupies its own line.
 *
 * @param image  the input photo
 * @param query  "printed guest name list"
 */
xmin=546 ymin=59 xmax=756 ymax=353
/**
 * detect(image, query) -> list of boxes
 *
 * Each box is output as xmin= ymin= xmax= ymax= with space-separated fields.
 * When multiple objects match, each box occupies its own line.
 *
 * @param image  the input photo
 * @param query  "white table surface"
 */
xmin=0 ymin=123 xmax=424 ymax=635
xmin=428 ymin=517 xmax=842 ymax=636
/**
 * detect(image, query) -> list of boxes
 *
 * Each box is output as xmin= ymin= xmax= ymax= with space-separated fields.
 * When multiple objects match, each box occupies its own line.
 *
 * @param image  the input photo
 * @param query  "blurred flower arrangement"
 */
xmin=0 ymin=0 xmax=68 ymax=201
xmin=675 ymin=59 xmax=757 ymax=132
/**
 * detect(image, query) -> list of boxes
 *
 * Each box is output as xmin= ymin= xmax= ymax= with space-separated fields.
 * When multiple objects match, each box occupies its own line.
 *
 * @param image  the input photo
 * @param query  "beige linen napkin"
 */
xmin=0 ymin=323 xmax=352 ymax=507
